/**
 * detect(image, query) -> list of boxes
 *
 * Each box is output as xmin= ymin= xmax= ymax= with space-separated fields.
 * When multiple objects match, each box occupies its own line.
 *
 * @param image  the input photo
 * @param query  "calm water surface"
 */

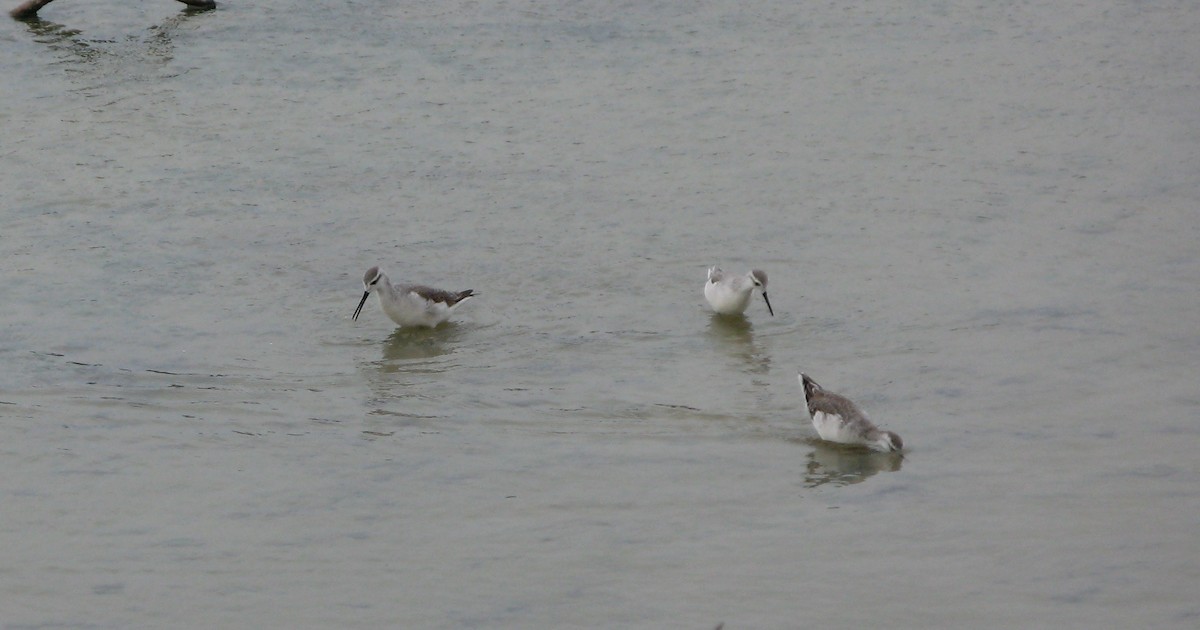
xmin=2 ymin=1 xmax=1198 ymax=627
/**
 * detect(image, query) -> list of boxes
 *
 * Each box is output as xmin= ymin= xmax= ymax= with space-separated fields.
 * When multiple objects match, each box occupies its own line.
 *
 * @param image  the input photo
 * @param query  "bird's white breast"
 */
xmin=812 ymin=411 xmax=855 ymax=444
xmin=381 ymin=291 xmax=453 ymax=327
xmin=705 ymin=279 xmax=752 ymax=314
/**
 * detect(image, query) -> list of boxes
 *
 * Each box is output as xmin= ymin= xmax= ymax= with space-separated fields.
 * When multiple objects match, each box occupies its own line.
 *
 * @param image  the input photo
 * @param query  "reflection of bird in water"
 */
xmin=704 ymin=315 xmax=770 ymax=373
xmin=380 ymin=325 xmax=463 ymax=362
xmin=360 ymin=326 xmax=466 ymax=409
xmin=704 ymin=266 xmax=774 ymax=317
xmin=803 ymin=440 xmax=903 ymax=488
xmin=353 ymin=266 xmax=474 ymax=329
xmin=15 ymin=0 xmax=214 ymax=68
xmin=799 ymin=373 xmax=903 ymax=452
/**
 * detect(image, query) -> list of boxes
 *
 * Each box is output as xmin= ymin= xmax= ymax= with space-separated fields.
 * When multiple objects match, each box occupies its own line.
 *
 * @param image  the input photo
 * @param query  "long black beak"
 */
xmin=762 ymin=291 xmax=774 ymax=316
xmin=352 ymin=291 xmax=370 ymax=322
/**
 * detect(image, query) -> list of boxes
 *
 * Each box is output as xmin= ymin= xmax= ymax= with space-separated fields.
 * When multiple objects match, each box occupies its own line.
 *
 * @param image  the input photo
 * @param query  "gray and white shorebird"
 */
xmin=352 ymin=266 xmax=474 ymax=328
xmin=704 ymin=266 xmax=773 ymax=316
xmin=799 ymin=373 xmax=903 ymax=452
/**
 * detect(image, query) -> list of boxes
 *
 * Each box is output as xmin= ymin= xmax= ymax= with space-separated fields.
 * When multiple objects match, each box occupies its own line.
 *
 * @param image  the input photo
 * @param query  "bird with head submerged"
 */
xmin=799 ymin=373 xmax=903 ymax=453
xmin=352 ymin=266 xmax=474 ymax=328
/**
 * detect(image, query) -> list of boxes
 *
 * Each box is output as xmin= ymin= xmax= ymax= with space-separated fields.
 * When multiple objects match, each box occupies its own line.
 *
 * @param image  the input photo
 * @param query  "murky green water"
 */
xmin=3 ymin=1 xmax=1198 ymax=627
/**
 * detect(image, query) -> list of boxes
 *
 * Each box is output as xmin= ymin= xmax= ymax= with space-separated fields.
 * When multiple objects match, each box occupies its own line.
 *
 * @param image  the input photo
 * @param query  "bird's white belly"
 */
xmin=812 ymin=411 xmax=858 ymax=444
xmin=381 ymin=293 xmax=450 ymax=327
xmin=705 ymin=282 xmax=751 ymax=314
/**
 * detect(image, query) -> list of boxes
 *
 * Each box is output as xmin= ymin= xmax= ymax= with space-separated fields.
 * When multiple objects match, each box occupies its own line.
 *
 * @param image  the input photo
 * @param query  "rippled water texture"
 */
xmin=2 ymin=1 xmax=1198 ymax=627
